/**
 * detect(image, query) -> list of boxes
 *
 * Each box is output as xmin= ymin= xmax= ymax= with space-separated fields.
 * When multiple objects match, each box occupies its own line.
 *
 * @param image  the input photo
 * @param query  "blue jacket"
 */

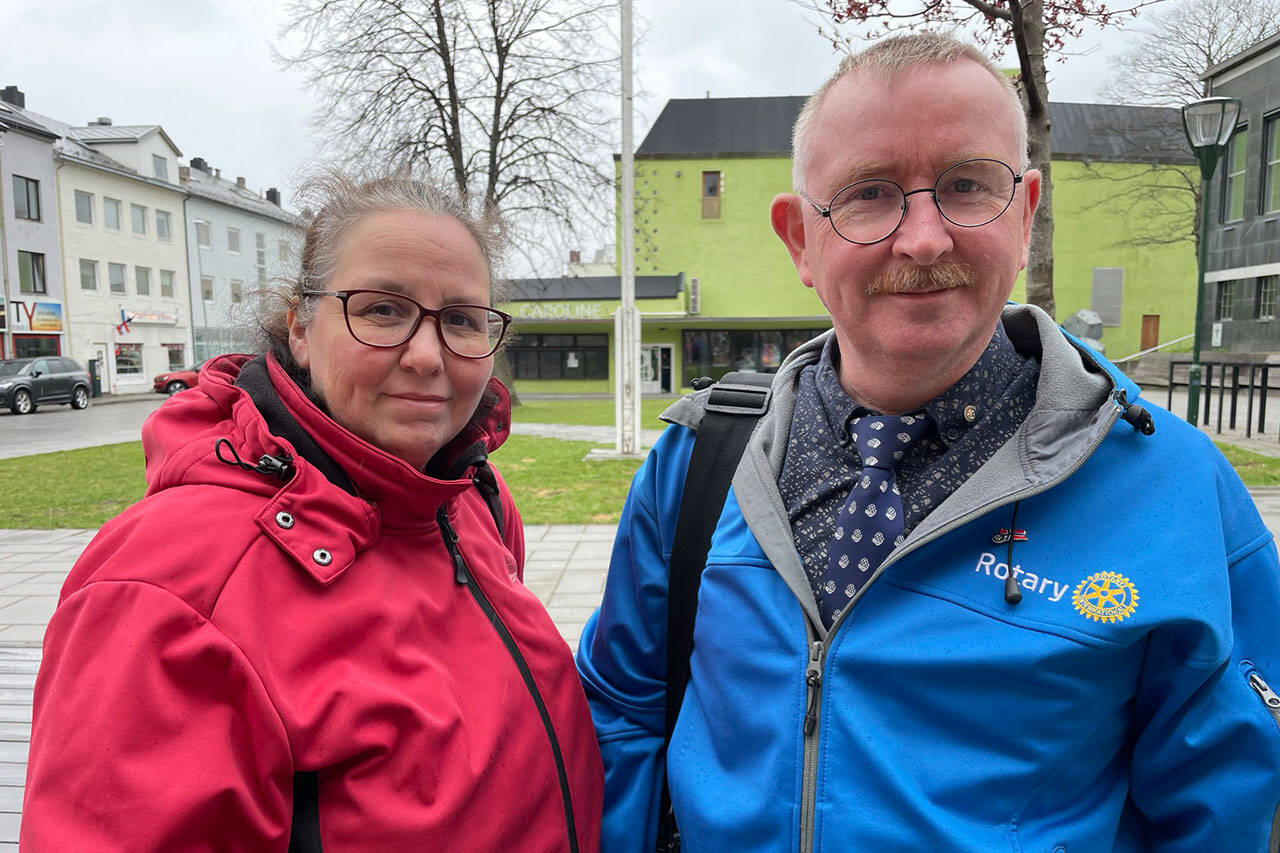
xmin=577 ymin=304 xmax=1280 ymax=852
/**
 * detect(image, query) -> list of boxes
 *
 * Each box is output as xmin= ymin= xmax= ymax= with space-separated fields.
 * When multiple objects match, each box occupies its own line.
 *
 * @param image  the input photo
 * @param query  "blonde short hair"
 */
xmin=791 ymin=32 xmax=1027 ymax=192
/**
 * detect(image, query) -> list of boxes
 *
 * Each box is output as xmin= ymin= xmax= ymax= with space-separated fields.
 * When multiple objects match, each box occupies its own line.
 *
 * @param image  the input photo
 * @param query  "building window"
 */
xmin=1265 ymin=116 xmax=1279 ymax=215
xmin=115 ymin=343 xmax=143 ymax=376
xmin=256 ymin=232 xmax=267 ymax=284
xmin=230 ymin=279 xmax=243 ymax=303
xmin=152 ymin=154 xmax=168 ymax=180
xmin=681 ymin=328 xmax=827 ymax=386
xmin=12 ymin=175 xmax=39 ymax=221
xmin=163 ymin=343 xmax=184 ymax=370
xmin=702 ymin=171 xmax=721 ymax=219
xmin=507 ymin=334 xmax=610 ymax=380
xmin=160 ymin=269 xmax=175 ymax=298
xmin=14 ymin=335 xmax=60 ymax=358
xmin=17 ymin=251 xmax=46 ymax=294
xmin=79 ymin=259 xmax=98 ymax=290
xmin=201 ymin=275 xmax=214 ymax=301
xmin=227 ymin=227 xmax=241 ymax=254
xmin=1216 ymin=280 xmax=1236 ymax=321
xmin=136 ymin=266 xmax=151 ymax=296
xmin=196 ymin=221 xmax=211 ymax=248
xmin=156 ymin=210 xmax=172 ymax=240
xmin=109 ymin=262 xmax=127 ymax=294
xmin=104 ymin=197 xmax=122 ymax=230
xmin=1224 ymin=127 xmax=1248 ymax=223
xmin=131 ymin=204 xmax=147 ymax=235
xmin=75 ymin=190 xmax=94 ymax=224
xmin=1259 ymin=276 xmax=1279 ymax=321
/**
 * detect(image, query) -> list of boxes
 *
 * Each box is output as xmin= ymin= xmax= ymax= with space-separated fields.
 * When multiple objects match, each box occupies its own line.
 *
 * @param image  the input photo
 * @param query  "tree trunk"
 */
xmin=1014 ymin=0 xmax=1056 ymax=317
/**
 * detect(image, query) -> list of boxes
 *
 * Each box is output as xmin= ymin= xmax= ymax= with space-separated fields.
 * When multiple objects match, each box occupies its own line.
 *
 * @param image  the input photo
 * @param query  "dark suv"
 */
xmin=0 ymin=357 xmax=92 ymax=414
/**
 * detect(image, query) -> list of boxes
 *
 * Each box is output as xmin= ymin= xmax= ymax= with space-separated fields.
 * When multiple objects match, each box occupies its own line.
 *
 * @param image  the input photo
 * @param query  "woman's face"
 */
xmin=287 ymin=209 xmax=494 ymax=471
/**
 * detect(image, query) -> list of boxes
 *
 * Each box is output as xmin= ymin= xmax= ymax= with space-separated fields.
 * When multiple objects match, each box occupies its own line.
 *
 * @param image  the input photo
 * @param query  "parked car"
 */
xmin=0 ymin=357 xmax=92 ymax=415
xmin=153 ymin=361 xmax=206 ymax=395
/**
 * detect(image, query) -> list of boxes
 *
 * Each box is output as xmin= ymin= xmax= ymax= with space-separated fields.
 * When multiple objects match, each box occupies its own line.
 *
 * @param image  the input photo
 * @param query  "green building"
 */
xmin=505 ymin=97 xmax=1197 ymax=393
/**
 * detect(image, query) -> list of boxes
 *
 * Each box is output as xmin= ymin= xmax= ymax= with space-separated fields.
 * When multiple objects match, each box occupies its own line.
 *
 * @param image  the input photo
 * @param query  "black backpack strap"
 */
xmin=656 ymin=371 xmax=773 ymax=853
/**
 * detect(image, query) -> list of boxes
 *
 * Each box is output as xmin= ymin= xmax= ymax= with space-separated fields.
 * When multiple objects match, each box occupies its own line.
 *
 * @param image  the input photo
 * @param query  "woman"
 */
xmin=22 ymin=175 xmax=603 ymax=850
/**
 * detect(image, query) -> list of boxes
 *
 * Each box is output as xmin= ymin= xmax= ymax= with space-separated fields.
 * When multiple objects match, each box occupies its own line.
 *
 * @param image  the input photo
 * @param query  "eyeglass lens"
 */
xmin=826 ymin=159 xmax=1017 ymax=244
xmin=343 ymin=291 xmax=505 ymax=356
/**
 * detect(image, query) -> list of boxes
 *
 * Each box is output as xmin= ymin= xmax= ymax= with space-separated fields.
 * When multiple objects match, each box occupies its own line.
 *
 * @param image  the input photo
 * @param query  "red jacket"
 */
xmin=22 ymin=354 xmax=603 ymax=851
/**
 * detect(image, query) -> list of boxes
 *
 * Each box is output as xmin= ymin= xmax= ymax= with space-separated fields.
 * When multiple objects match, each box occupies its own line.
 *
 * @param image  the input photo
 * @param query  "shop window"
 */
xmin=164 ymin=343 xmax=185 ymax=370
xmin=506 ymin=333 xmax=609 ymax=380
xmin=682 ymin=327 xmax=828 ymax=386
xmin=14 ymin=335 xmax=59 ymax=358
xmin=702 ymin=171 xmax=721 ymax=219
xmin=115 ymin=343 xmax=143 ymax=375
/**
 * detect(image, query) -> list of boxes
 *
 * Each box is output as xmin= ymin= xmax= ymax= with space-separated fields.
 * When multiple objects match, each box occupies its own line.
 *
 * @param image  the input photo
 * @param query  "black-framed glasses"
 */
xmin=800 ymin=158 xmax=1024 ymax=245
xmin=303 ymin=289 xmax=512 ymax=358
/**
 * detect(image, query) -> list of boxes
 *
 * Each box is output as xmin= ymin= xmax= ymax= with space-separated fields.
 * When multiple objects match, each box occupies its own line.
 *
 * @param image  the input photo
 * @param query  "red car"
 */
xmin=153 ymin=361 xmax=206 ymax=394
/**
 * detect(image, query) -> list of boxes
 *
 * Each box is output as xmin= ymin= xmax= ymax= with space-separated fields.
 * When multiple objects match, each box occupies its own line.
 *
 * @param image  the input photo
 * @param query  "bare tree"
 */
xmin=796 ymin=0 xmax=1164 ymax=318
xmin=278 ymin=0 xmax=619 ymax=276
xmin=1086 ymin=0 xmax=1280 ymax=250
xmin=1100 ymin=0 xmax=1280 ymax=106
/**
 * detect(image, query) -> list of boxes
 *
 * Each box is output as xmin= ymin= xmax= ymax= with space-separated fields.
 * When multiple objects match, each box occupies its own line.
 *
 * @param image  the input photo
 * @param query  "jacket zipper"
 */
xmin=1247 ymin=669 xmax=1280 ymax=731
xmin=799 ymin=635 xmax=826 ymax=853
xmin=796 ymin=391 xmax=1126 ymax=852
xmin=437 ymin=506 xmax=580 ymax=853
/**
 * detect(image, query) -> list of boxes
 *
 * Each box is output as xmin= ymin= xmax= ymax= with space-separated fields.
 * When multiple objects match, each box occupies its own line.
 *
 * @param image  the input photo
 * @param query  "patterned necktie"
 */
xmin=818 ymin=412 xmax=932 ymax=627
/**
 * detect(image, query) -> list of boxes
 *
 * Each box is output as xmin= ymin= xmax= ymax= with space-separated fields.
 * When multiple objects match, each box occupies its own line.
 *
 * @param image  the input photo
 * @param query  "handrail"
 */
xmin=1112 ymin=333 xmax=1195 ymax=364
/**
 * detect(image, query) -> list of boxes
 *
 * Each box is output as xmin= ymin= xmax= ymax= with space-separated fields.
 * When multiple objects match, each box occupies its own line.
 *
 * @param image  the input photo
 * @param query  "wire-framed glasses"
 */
xmin=303 ymin=289 xmax=511 ymax=358
xmin=800 ymin=158 xmax=1024 ymax=245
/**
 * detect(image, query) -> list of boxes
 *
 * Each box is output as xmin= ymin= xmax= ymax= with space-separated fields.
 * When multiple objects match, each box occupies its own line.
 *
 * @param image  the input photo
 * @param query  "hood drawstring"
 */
xmin=214 ymin=438 xmax=295 ymax=482
xmin=1116 ymin=389 xmax=1156 ymax=436
xmin=1004 ymin=501 xmax=1023 ymax=605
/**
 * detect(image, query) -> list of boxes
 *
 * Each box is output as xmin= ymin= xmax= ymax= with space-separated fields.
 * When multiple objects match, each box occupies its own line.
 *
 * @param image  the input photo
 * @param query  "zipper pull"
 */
xmin=1249 ymin=671 xmax=1280 ymax=711
xmin=803 ymin=640 xmax=825 ymax=736
xmin=436 ymin=506 xmax=469 ymax=584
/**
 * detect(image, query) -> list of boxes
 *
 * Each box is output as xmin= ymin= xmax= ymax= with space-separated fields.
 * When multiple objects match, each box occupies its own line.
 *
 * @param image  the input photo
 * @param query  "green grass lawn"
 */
xmin=1215 ymin=442 xmax=1280 ymax=486
xmin=0 ymin=435 xmax=641 ymax=529
xmin=511 ymin=397 xmax=673 ymax=427
xmin=4 ymin=434 xmax=1278 ymax=531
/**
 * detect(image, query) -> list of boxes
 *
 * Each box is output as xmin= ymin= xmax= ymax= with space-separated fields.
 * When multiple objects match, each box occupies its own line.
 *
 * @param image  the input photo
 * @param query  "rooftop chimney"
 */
xmin=190 ymin=156 xmax=208 ymax=172
xmin=266 ymin=188 xmax=281 ymax=206
xmin=236 ymin=176 xmax=246 ymax=189
xmin=0 ymin=86 xmax=24 ymax=109
xmin=88 ymin=116 xmax=112 ymax=126
xmin=214 ymin=168 xmax=221 ymax=178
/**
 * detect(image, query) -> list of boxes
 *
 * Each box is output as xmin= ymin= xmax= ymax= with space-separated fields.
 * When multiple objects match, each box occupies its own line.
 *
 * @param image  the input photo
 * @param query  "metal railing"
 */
xmin=1167 ymin=359 xmax=1279 ymax=438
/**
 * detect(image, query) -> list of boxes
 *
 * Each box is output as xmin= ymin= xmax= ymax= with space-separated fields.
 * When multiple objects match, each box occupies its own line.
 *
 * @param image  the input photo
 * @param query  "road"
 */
xmin=0 ymin=395 xmax=165 ymax=460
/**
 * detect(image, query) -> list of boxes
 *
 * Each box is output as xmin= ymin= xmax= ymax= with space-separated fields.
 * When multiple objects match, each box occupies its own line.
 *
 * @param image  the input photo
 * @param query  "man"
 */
xmin=577 ymin=32 xmax=1280 ymax=853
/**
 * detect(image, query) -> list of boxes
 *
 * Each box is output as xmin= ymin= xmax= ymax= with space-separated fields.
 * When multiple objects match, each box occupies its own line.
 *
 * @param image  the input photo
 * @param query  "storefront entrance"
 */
xmin=641 ymin=344 xmax=673 ymax=394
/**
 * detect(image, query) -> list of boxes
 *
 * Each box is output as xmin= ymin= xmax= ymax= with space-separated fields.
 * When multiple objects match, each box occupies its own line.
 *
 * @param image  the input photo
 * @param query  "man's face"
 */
xmin=773 ymin=60 xmax=1041 ymax=381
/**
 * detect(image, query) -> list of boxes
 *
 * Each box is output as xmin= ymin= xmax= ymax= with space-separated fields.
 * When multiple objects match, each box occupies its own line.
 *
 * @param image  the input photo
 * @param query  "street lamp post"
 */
xmin=1181 ymin=96 xmax=1241 ymax=425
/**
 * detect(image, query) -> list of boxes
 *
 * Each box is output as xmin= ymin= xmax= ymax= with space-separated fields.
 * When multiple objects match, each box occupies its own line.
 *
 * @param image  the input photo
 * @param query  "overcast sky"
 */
xmin=2 ymin=0 xmax=1135 ymax=236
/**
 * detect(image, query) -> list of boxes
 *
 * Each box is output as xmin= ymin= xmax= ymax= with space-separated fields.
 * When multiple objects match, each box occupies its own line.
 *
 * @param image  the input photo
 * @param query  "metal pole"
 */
xmin=1187 ymin=165 xmax=1217 ymax=424
xmin=615 ymin=0 xmax=640 ymax=455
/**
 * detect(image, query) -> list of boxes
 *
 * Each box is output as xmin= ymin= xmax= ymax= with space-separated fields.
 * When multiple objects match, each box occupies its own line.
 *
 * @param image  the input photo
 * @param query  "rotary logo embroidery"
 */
xmin=1072 ymin=571 xmax=1140 ymax=623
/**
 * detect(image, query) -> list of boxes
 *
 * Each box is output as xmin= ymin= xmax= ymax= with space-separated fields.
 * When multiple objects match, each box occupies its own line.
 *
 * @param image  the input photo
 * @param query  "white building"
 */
xmin=14 ymin=105 xmax=193 ymax=394
xmin=182 ymin=159 xmax=305 ymax=361
xmin=0 ymin=88 xmax=66 ymax=360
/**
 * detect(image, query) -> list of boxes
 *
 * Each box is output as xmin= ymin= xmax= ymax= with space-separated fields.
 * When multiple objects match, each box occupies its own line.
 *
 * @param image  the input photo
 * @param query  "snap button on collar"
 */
xmin=312 ymin=548 xmax=332 ymax=566
xmin=275 ymin=511 xmax=295 ymax=529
